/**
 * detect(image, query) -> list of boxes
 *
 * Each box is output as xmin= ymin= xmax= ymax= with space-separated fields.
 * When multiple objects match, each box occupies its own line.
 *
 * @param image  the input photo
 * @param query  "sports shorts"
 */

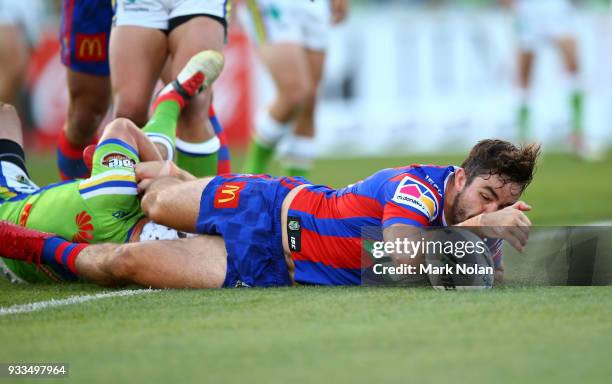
xmin=240 ymin=0 xmax=331 ymax=51
xmin=516 ymin=0 xmax=574 ymax=50
xmin=60 ymin=0 xmax=115 ymax=76
xmin=196 ymin=175 xmax=309 ymax=287
xmin=114 ymin=0 xmax=231 ymax=33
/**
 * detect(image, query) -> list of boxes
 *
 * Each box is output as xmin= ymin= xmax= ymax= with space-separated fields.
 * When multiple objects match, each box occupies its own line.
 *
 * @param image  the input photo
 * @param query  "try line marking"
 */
xmin=0 ymin=289 xmax=159 ymax=316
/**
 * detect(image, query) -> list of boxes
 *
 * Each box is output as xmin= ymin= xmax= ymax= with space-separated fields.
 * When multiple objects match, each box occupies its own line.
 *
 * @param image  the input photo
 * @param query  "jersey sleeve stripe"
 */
xmin=79 ymin=173 xmax=136 ymax=189
xmin=97 ymin=138 xmax=139 ymax=158
xmin=382 ymin=217 xmax=426 ymax=229
xmin=383 ymin=202 xmax=430 ymax=226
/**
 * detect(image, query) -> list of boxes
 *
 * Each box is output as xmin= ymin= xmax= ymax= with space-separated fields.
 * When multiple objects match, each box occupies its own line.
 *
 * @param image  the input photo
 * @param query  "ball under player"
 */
xmin=57 ymin=0 xmax=115 ymax=180
xmin=504 ymin=0 xmax=584 ymax=152
xmin=0 ymin=50 xmax=224 ymax=283
xmin=241 ymin=0 xmax=349 ymax=178
xmin=1 ymin=139 xmax=539 ymax=288
xmin=111 ymin=0 xmax=232 ymax=177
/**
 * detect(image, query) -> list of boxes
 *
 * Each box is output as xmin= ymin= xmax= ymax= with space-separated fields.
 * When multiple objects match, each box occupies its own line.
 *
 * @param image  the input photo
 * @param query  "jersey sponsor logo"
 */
xmin=214 ymin=182 xmax=246 ymax=209
xmin=287 ymin=216 xmax=302 ymax=252
xmin=73 ymin=211 xmax=94 ymax=243
xmin=75 ymin=33 xmax=107 ymax=62
xmin=101 ymin=153 xmax=136 ymax=169
xmin=392 ymin=176 xmax=439 ymax=219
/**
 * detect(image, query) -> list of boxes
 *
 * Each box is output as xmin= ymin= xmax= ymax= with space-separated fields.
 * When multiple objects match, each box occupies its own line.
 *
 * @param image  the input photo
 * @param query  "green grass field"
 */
xmin=1 ymin=151 xmax=612 ymax=383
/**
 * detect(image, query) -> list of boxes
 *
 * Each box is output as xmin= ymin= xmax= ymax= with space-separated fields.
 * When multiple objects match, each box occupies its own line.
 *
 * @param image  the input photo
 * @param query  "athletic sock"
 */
xmin=143 ymin=100 xmax=181 ymax=161
xmin=570 ymin=89 xmax=584 ymax=135
xmin=209 ymin=105 xmax=231 ymax=174
xmin=279 ymin=134 xmax=316 ymax=179
xmin=41 ymin=237 xmax=89 ymax=275
xmin=57 ymin=130 xmax=95 ymax=180
xmin=243 ymin=111 xmax=290 ymax=174
xmin=243 ymin=138 xmax=275 ymax=174
xmin=176 ymin=136 xmax=221 ymax=177
xmin=517 ymin=103 xmax=530 ymax=143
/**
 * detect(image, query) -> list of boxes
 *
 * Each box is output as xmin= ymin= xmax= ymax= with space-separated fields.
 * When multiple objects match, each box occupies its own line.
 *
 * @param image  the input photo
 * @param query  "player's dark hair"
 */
xmin=461 ymin=139 xmax=541 ymax=192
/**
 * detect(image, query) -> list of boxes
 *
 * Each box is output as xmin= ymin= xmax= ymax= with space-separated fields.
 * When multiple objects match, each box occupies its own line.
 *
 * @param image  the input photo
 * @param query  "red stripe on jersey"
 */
xmin=291 ymin=189 xmax=382 ymax=219
xmin=291 ymin=228 xmax=362 ymax=269
xmin=383 ymin=202 xmax=429 ymax=226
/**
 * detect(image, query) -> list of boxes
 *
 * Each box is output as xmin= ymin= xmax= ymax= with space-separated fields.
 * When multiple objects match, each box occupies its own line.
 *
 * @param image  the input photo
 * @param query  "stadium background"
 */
xmin=2 ymin=1 xmax=612 ymax=383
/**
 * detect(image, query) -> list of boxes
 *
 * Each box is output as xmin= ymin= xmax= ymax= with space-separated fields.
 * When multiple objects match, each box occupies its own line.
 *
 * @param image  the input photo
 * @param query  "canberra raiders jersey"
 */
xmin=0 ymin=139 xmax=143 ymax=282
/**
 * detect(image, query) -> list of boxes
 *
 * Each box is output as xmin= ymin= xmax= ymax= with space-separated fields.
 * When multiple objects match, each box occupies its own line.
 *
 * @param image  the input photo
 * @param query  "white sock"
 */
xmin=254 ymin=111 xmax=291 ymax=148
xmin=176 ymin=136 xmax=220 ymax=155
xmin=278 ymin=134 xmax=316 ymax=170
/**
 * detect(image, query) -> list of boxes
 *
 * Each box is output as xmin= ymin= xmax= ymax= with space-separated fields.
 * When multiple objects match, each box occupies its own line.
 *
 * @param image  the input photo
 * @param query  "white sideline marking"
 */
xmin=0 ymin=289 xmax=158 ymax=316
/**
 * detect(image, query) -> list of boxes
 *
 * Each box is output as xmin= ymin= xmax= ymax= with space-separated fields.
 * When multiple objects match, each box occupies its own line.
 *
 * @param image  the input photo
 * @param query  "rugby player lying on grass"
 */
xmin=0 ymin=122 xmax=540 ymax=287
xmin=0 ymin=50 xmax=224 ymax=283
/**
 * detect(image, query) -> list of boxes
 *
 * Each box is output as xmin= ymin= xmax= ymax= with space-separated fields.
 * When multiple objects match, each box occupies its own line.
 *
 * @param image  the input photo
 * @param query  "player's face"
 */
xmin=450 ymin=174 xmax=523 ymax=224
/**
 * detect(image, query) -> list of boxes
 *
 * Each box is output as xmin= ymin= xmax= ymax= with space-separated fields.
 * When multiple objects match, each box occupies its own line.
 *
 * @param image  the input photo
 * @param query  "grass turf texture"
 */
xmin=1 ymin=151 xmax=611 ymax=383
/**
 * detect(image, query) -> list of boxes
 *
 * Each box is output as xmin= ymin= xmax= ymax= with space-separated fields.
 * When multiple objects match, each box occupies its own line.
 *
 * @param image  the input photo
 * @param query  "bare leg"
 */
xmin=65 ymin=70 xmax=111 ymax=146
xmin=517 ymin=50 xmax=534 ymax=142
xmin=75 ymin=236 xmax=227 ymax=288
xmin=292 ymin=49 xmax=326 ymax=138
xmin=260 ymin=43 xmax=313 ymax=124
xmin=243 ymin=43 xmax=312 ymax=174
xmin=168 ymin=17 xmax=225 ymax=176
xmin=0 ymin=103 xmax=23 ymax=145
xmin=110 ymin=26 xmax=168 ymax=126
xmin=99 ymin=118 xmax=163 ymax=163
xmin=283 ymin=49 xmax=326 ymax=176
xmin=0 ymin=26 xmax=28 ymax=105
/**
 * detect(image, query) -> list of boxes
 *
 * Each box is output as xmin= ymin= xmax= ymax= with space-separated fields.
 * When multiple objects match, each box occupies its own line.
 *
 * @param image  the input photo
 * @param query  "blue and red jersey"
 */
xmin=288 ymin=165 xmax=503 ymax=285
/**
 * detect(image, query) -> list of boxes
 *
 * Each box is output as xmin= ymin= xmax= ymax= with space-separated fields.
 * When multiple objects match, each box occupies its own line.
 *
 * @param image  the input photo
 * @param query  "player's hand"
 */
xmin=331 ymin=0 xmax=349 ymax=25
xmin=136 ymin=160 xmax=177 ymax=193
xmin=477 ymin=201 xmax=532 ymax=252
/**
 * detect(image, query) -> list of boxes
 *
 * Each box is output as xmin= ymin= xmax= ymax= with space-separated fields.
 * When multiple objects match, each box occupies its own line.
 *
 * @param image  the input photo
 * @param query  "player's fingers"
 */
xmin=512 ymin=201 xmax=532 ymax=211
xmin=137 ymin=178 xmax=153 ymax=193
xmin=503 ymin=232 xmax=524 ymax=253
xmin=508 ymin=226 xmax=528 ymax=247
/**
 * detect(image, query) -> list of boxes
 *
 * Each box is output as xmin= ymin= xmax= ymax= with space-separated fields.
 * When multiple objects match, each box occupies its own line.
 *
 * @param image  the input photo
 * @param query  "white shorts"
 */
xmin=0 ymin=0 xmax=45 ymax=43
xmin=240 ymin=0 xmax=331 ymax=51
xmin=516 ymin=0 xmax=574 ymax=50
xmin=115 ymin=0 xmax=230 ymax=30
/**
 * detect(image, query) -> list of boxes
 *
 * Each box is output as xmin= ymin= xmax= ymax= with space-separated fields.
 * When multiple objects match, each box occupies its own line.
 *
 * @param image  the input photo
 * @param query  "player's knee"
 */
xmin=114 ymin=99 xmax=149 ymax=127
xmin=280 ymin=81 xmax=313 ymax=110
xmin=101 ymin=117 xmax=138 ymax=142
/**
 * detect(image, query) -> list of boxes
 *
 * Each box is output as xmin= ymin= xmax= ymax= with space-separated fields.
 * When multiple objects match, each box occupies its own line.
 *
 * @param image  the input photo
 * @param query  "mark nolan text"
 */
xmin=373 ymin=263 xmax=493 ymax=275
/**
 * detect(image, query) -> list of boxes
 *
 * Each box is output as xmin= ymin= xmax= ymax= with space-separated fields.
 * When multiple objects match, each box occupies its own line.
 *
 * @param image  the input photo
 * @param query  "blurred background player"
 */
xmin=241 ymin=0 xmax=349 ymax=178
xmin=57 ymin=0 xmax=114 ymax=180
xmin=506 ymin=0 xmax=584 ymax=153
xmin=111 ymin=0 xmax=232 ymax=177
xmin=0 ymin=0 xmax=44 ymax=107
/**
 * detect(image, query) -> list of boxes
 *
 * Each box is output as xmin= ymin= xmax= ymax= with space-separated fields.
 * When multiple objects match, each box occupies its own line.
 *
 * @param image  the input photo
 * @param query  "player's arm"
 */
xmin=456 ymin=201 xmax=532 ymax=252
xmin=135 ymin=160 xmax=196 ymax=192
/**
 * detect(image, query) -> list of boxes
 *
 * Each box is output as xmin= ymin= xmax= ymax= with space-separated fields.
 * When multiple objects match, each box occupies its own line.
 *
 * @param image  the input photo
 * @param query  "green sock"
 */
xmin=571 ymin=90 xmax=584 ymax=135
xmin=282 ymin=165 xmax=310 ymax=178
xmin=177 ymin=150 xmax=218 ymax=177
xmin=142 ymin=101 xmax=181 ymax=159
xmin=518 ymin=104 xmax=530 ymax=143
xmin=243 ymin=137 xmax=275 ymax=174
